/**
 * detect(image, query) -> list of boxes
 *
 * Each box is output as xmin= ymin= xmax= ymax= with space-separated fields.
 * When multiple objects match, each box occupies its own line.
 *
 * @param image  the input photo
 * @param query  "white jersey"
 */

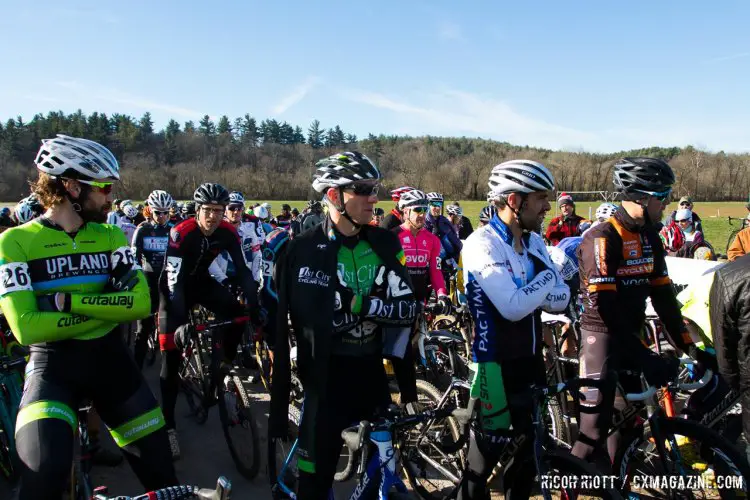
xmin=209 ymin=218 xmax=266 ymax=283
xmin=117 ymin=217 xmax=137 ymax=245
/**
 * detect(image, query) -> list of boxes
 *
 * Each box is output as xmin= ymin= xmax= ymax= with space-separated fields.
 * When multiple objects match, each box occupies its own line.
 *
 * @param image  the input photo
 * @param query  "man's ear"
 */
xmin=506 ymin=192 xmax=523 ymax=211
xmin=326 ymin=187 xmax=340 ymax=205
xmin=61 ymin=179 xmax=81 ymax=197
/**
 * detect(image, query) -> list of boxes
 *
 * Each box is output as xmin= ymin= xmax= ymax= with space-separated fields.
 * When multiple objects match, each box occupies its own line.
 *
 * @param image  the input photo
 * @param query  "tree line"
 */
xmin=1 ymin=109 xmax=749 ymax=203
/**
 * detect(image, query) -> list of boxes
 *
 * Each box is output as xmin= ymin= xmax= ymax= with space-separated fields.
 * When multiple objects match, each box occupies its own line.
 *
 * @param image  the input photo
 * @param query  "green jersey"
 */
xmin=0 ymin=218 xmax=151 ymax=344
xmin=333 ymin=237 xmax=384 ymax=356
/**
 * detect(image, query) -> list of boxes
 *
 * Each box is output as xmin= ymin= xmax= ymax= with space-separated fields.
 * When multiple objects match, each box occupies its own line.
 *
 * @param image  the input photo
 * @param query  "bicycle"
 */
xmin=178 ymin=315 xmax=262 ymax=480
xmin=269 ymin=403 xmax=471 ymax=499
xmin=92 ymin=475 xmax=232 ymax=499
xmin=0 ymin=353 xmax=24 ymax=482
xmin=604 ymin=360 xmax=750 ymax=497
xmin=724 ymin=215 xmax=749 ymax=254
xmin=67 ymin=404 xmax=95 ymax=500
xmin=403 ymin=380 xmax=624 ymax=499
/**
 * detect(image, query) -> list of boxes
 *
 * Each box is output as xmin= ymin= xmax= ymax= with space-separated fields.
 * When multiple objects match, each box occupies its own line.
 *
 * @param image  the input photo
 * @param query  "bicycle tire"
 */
xmin=0 ymin=419 xmax=16 ymax=481
xmin=399 ymin=379 xmax=464 ymax=500
xmin=145 ymin=326 xmax=157 ymax=367
xmin=179 ymin=329 xmax=209 ymax=425
xmin=528 ymin=448 xmax=624 ymax=499
xmin=217 ymin=375 xmax=261 ymax=480
xmin=268 ymin=405 xmax=301 ymax=491
xmin=615 ymin=415 xmax=750 ymax=497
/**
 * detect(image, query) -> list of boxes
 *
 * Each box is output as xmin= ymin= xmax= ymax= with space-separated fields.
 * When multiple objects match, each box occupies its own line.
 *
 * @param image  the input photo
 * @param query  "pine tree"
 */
xmin=307 ymin=119 xmax=324 ymax=149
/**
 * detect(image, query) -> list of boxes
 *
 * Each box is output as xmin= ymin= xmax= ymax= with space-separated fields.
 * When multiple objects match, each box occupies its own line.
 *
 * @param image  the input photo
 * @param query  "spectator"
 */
xmin=301 ymin=200 xmax=324 ymax=232
xmin=544 ymin=192 xmax=585 ymax=245
xmin=728 ymin=225 xmax=750 ymax=261
xmin=0 ymin=207 xmax=14 ymax=228
xmin=452 ymin=201 xmax=474 ymax=239
xmin=665 ymin=196 xmax=702 ymax=233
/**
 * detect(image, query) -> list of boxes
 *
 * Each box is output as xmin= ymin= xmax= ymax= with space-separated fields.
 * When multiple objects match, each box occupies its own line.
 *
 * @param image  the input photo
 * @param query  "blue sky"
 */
xmin=2 ymin=0 xmax=750 ymax=153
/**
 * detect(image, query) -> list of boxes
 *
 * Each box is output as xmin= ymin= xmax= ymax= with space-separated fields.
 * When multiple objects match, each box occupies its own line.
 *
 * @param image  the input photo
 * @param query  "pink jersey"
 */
xmin=395 ymin=224 xmax=447 ymax=301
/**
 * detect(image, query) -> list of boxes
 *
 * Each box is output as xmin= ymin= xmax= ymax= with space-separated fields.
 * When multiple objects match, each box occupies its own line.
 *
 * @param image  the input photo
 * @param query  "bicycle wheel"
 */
xmin=179 ymin=329 xmax=209 ymax=425
xmin=0 ymin=418 xmax=16 ymax=482
xmin=269 ymin=405 xmax=301 ymax=492
xmin=726 ymin=228 xmax=742 ymax=254
xmin=615 ymin=416 xmax=750 ymax=498
xmin=530 ymin=448 xmax=624 ymax=499
xmin=217 ymin=374 xmax=261 ymax=480
xmin=145 ymin=325 xmax=157 ymax=367
xmin=399 ymin=379 xmax=464 ymax=500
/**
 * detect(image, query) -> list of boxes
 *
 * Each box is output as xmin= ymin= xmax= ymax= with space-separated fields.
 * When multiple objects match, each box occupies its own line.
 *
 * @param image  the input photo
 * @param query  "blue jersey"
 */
xmin=547 ymin=236 xmax=582 ymax=281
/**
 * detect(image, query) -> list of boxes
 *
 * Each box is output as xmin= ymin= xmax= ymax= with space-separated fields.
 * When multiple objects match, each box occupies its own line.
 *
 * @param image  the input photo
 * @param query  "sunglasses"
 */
xmin=153 ymin=210 xmax=169 ymax=216
xmin=429 ymin=202 xmax=443 ymax=208
xmin=75 ymin=178 xmax=114 ymax=194
xmin=227 ymin=205 xmax=244 ymax=211
xmin=411 ymin=206 xmax=428 ymax=214
xmin=646 ymin=188 xmax=672 ymax=202
xmin=676 ymin=219 xmax=690 ymax=223
xmin=680 ymin=202 xmax=692 ymax=207
xmin=345 ymin=183 xmax=380 ymax=197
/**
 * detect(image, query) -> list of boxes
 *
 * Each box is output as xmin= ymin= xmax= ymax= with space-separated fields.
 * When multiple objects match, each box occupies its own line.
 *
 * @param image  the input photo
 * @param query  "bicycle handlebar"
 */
xmin=93 ymin=476 xmax=231 ymax=500
xmin=194 ymin=316 xmax=250 ymax=332
xmin=624 ymin=357 xmax=713 ymax=402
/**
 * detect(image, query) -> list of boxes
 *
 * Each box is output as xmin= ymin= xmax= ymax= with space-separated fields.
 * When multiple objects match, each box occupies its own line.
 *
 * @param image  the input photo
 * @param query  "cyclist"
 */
xmin=118 ymin=203 xmax=139 ymax=245
xmin=209 ymin=191 xmax=266 ymax=284
xmin=269 ymin=151 xmax=419 ymax=499
xmin=477 ymin=205 xmax=497 ymax=227
xmin=258 ymin=226 xmax=291 ymax=361
xmin=253 ymin=205 xmax=275 ymax=234
xmin=370 ymin=206 xmax=385 ymax=226
xmin=0 ymin=135 xmax=176 ymax=498
xmin=181 ymin=201 xmax=197 ymax=218
xmin=425 ymin=192 xmax=462 ymax=293
xmin=0 ymin=207 xmax=13 ymax=228
xmin=301 ymin=200 xmax=324 ymax=232
xmin=572 ymin=157 xmax=717 ymax=467
xmin=157 ymin=182 xmax=260 ymax=459
xmin=168 ymin=199 xmax=181 ymax=224
xmin=275 ymin=203 xmax=293 ymax=229
xmin=131 ymin=190 xmax=175 ymax=370
xmin=458 ymin=159 xmax=570 ymax=500
xmin=12 ymin=201 xmax=36 ymax=226
xmin=106 ymin=198 xmax=125 ymax=225
xmin=380 ymin=186 xmax=414 ymax=230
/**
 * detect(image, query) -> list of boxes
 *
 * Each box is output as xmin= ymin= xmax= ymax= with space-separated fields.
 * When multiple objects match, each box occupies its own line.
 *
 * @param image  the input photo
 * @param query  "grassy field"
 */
xmin=265 ymin=199 xmax=747 ymax=253
xmin=6 ymin=199 xmax=746 ymax=254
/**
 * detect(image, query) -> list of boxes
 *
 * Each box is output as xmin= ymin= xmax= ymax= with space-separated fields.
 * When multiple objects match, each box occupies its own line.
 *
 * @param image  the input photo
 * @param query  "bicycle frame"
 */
xmin=0 ymin=355 xmax=24 ymax=474
xmin=274 ymin=429 xmax=409 ymax=499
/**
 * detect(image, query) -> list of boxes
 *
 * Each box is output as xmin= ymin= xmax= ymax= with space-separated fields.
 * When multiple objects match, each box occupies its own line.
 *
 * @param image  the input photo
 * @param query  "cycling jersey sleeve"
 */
xmin=226 ymin=228 xmax=258 ymax=308
xmin=649 ymin=233 xmax=691 ymax=353
xmin=579 ymin=233 xmax=624 ymax=336
xmin=164 ymin=226 xmax=189 ymax=318
xmin=131 ymin=223 xmax=145 ymax=266
xmin=68 ymin=229 xmax=151 ymax=322
xmin=268 ymin=240 xmax=293 ymax=439
xmin=463 ymin=238 xmax=556 ymax=322
xmin=0 ymin=233 xmax=108 ymax=345
xmin=441 ymin=218 xmax=463 ymax=259
xmin=428 ymin=235 xmax=447 ymax=296
xmin=208 ymin=253 xmax=228 ymax=284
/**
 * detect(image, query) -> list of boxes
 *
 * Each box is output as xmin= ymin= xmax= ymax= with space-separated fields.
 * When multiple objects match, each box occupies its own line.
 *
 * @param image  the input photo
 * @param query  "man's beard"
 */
xmin=79 ymin=200 xmax=110 ymax=223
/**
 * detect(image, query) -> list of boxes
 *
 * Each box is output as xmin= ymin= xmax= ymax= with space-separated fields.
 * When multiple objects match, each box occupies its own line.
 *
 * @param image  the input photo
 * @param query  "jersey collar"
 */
xmin=488 ymin=214 xmax=530 ymax=247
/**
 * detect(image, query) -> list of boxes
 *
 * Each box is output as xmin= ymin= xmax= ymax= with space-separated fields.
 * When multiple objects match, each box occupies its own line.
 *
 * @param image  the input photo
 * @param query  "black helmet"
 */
xmin=311 ymin=151 xmax=381 ymax=193
xmin=373 ymin=207 xmax=384 ymax=216
xmin=182 ymin=201 xmax=196 ymax=215
xmin=193 ymin=183 xmax=230 ymax=206
xmin=282 ymin=203 xmax=291 ymax=211
xmin=613 ymin=157 xmax=675 ymax=197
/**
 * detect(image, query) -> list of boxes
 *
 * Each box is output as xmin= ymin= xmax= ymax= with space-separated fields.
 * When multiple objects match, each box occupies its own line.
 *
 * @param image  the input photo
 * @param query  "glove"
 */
xmin=334 ymin=270 xmax=356 ymax=313
xmin=689 ymin=345 xmax=718 ymax=374
xmin=106 ymin=266 xmax=139 ymax=292
xmin=173 ymin=324 xmax=191 ymax=351
xmin=641 ymin=351 xmax=680 ymax=388
xmin=36 ymin=293 xmax=70 ymax=313
xmin=437 ymin=295 xmax=452 ymax=315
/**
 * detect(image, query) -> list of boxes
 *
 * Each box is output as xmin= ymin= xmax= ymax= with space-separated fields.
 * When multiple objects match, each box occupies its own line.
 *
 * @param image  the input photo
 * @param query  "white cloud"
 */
xmin=438 ymin=21 xmax=463 ymax=41
xmin=271 ymin=77 xmax=320 ymax=115
xmin=52 ymin=81 xmax=207 ymax=119
xmin=704 ymin=52 xmax=750 ymax=63
xmin=343 ymin=87 xmax=750 ymax=153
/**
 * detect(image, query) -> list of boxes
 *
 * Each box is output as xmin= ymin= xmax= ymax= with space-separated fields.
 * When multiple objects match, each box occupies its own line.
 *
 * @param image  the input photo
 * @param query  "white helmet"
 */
xmin=147 ymin=190 xmax=174 ymax=211
xmin=595 ymin=203 xmax=618 ymax=221
xmin=120 ymin=199 xmax=133 ymax=209
xmin=123 ymin=204 xmax=139 ymax=219
xmin=34 ymin=135 xmax=119 ymax=181
xmin=13 ymin=203 xmax=35 ymax=224
xmin=229 ymin=191 xmax=245 ymax=205
xmin=398 ymin=189 xmax=428 ymax=209
xmin=446 ymin=205 xmax=463 ymax=217
xmin=254 ymin=206 xmax=269 ymax=219
xmin=261 ymin=202 xmax=271 ymax=211
xmin=487 ymin=159 xmax=554 ymax=199
xmin=426 ymin=192 xmax=444 ymax=203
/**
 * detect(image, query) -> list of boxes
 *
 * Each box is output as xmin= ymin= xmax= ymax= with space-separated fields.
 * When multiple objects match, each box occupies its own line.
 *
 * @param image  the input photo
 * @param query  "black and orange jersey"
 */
xmin=578 ymin=206 xmax=689 ymax=349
